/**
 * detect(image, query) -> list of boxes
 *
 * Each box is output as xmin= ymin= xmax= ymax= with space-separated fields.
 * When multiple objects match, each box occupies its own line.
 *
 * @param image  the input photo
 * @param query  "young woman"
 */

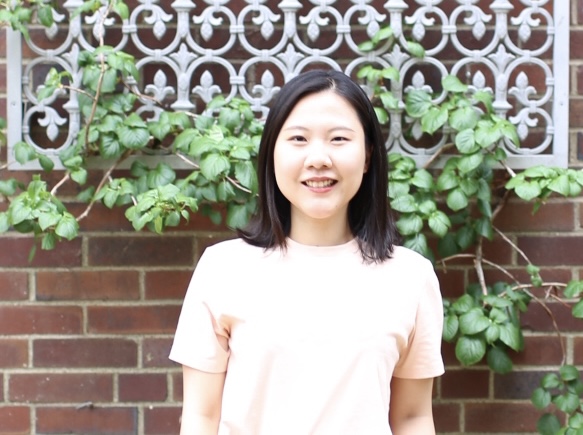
xmin=170 ymin=70 xmax=444 ymax=434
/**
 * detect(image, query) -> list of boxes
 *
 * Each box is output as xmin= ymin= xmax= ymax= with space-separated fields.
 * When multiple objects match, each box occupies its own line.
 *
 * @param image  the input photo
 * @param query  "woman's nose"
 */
xmin=304 ymin=142 xmax=332 ymax=169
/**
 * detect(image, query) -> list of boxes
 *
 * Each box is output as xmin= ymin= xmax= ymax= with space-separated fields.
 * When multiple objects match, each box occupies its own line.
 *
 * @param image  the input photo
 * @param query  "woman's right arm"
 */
xmin=179 ymin=365 xmax=227 ymax=435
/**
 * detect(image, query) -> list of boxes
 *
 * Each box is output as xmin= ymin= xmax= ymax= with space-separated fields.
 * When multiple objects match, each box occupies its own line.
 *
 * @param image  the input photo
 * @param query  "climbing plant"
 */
xmin=1 ymin=2 xmax=583 ymax=433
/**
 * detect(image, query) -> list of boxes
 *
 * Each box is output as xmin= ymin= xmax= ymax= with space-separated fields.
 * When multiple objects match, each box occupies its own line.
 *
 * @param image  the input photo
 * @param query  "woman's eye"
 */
xmin=290 ymin=136 xmax=306 ymax=142
xmin=332 ymin=136 xmax=349 ymax=143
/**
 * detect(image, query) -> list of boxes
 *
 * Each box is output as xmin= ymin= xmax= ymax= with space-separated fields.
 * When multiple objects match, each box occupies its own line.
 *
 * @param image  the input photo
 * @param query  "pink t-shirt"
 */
xmin=170 ymin=238 xmax=444 ymax=434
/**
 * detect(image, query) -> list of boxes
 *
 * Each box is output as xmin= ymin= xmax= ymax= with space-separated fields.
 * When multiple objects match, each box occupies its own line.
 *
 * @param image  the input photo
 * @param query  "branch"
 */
xmin=491 ymin=188 xmax=511 ymax=222
xmin=493 ymin=226 xmax=532 ymax=265
xmin=423 ymin=142 xmax=456 ymax=169
xmin=83 ymin=1 xmax=114 ymax=149
xmin=76 ymin=150 xmax=131 ymax=222
xmin=482 ymin=258 xmax=521 ymax=286
xmin=474 ymin=238 xmax=488 ymax=297
xmin=50 ymin=173 xmax=70 ymax=196
xmin=176 ymin=152 xmax=253 ymax=194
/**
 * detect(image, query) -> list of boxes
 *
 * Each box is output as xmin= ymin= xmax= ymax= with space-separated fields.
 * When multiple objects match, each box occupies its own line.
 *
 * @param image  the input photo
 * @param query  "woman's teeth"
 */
xmin=305 ymin=180 xmax=334 ymax=188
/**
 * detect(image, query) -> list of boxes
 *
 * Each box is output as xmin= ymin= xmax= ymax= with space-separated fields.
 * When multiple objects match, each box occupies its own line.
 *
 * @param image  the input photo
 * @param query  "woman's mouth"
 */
xmin=303 ymin=180 xmax=336 ymax=188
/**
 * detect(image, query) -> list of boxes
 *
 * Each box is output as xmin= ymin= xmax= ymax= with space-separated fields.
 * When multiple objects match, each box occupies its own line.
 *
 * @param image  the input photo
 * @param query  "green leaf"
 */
xmin=487 ymin=346 xmax=513 ymax=374
xmin=572 ymin=300 xmax=583 ymax=319
xmin=0 ymin=212 xmax=10 ymax=233
xmin=118 ymin=126 xmax=150 ymax=150
xmin=0 ymin=179 xmax=19 ymax=196
xmin=234 ymin=161 xmax=258 ymax=192
xmin=455 ymin=335 xmax=486 ymax=366
xmin=405 ymin=90 xmax=432 ymax=118
xmin=38 ymin=212 xmax=61 ymax=231
xmin=531 ymin=387 xmax=552 ymax=409
xmin=422 ymin=106 xmax=448 ymax=134
xmin=436 ymin=171 xmax=458 ymax=191
xmin=226 ymin=203 xmax=249 ymax=229
xmin=147 ymin=163 xmax=176 ymax=188
xmin=560 ymin=365 xmax=580 ymax=382
xmin=442 ymin=75 xmax=468 ymax=93
xmin=485 ymin=324 xmax=500 ymax=343
xmin=514 ymin=181 xmax=542 ymax=201
xmin=475 ymin=122 xmax=502 ymax=147
xmin=9 ymin=200 xmax=33 ymax=225
xmin=402 ymin=233 xmax=430 ymax=258
xmin=410 ymin=169 xmax=433 ymax=190
xmin=407 ymin=41 xmax=425 ymax=58
xmin=54 ymin=212 xmax=79 ymax=240
xmin=374 ymin=107 xmax=389 ymax=125
xmin=428 ymin=211 xmax=450 ymax=238
xmin=100 ymin=135 xmax=121 ymax=158
xmin=458 ymin=153 xmax=484 ymax=174
xmin=459 ymin=308 xmax=491 ymax=335
xmin=450 ymin=106 xmax=479 ymax=131
xmin=499 ymin=323 xmax=522 ymax=352
xmin=14 ymin=141 xmax=36 ymax=164
xmin=113 ymin=0 xmax=129 ymax=19
xmin=37 ymin=5 xmax=54 ymax=27
xmin=391 ymin=194 xmax=417 ymax=213
xmin=200 ymin=153 xmax=230 ymax=181
xmin=446 ymin=188 xmax=468 ymax=211
xmin=396 ymin=213 xmax=423 ymax=236
xmin=548 ymin=174 xmax=570 ymax=196
xmin=554 ymin=392 xmax=581 ymax=414
xmin=41 ymin=232 xmax=56 ymax=250
xmin=541 ymin=373 xmax=561 ymax=389
xmin=443 ymin=314 xmax=459 ymax=342
xmin=565 ymin=280 xmax=583 ymax=298
xmin=537 ymin=414 xmax=561 ymax=435
xmin=455 ymin=129 xmax=479 ymax=154
xmin=100 ymin=68 xmax=118 ymax=93
xmin=71 ymin=168 xmax=88 ymax=185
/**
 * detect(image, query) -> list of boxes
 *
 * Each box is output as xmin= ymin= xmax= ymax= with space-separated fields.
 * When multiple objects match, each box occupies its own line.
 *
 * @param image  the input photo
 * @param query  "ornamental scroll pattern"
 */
xmin=6 ymin=0 xmax=570 ymax=168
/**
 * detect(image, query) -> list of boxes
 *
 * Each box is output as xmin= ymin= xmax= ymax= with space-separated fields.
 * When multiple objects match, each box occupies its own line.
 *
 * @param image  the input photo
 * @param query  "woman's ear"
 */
xmin=364 ymin=146 xmax=371 ymax=173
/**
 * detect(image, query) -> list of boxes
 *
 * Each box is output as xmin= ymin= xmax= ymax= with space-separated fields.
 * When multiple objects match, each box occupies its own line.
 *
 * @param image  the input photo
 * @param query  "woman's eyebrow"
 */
xmin=281 ymin=126 xmax=356 ymax=132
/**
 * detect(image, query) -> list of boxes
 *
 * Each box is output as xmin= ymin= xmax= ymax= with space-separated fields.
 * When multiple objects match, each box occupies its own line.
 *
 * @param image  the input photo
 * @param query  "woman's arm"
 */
xmin=389 ymin=377 xmax=436 ymax=435
xmin=179 ymin=365 xmax=226 ymax=435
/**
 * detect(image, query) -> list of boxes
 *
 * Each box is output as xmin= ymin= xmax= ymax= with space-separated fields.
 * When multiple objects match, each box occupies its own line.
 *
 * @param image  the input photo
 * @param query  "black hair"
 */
xmin=238 ymin=69 xmax=398 ymax=262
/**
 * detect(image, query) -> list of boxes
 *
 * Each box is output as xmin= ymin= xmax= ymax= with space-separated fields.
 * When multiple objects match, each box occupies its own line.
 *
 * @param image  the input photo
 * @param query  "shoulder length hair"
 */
xmin=238 ymin=69 xmax=398 ymax=262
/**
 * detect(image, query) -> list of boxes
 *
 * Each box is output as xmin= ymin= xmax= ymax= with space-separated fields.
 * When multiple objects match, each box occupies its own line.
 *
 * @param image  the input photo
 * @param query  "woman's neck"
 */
xmin=288 ymin=214 xmax=353 ymax=246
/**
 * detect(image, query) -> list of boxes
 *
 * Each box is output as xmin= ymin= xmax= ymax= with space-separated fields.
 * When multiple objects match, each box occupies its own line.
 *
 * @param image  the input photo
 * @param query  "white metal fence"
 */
xmin=6 ymin=0 xmax=570 ymax=169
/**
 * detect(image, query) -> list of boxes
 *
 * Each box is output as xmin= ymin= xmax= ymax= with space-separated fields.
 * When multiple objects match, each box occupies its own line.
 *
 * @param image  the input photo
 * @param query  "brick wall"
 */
xmin=1 ymin=1 xmax=582 ymax=434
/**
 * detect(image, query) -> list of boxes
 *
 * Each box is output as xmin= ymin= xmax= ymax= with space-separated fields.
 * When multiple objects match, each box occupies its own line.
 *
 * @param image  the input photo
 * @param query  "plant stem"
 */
xmin=50 ymin=173 xmax=70 ymax=196
xmin=423 ymin=142 xmax=455 ymax=169
xmin=474 ymin=238 xmax=488 ymax=296
xmin=493 ymin=226 xmax=532 ymax=265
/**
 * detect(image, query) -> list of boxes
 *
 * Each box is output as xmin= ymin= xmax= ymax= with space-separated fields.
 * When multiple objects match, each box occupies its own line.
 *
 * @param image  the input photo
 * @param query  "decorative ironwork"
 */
xmin=6 ymin=0 xmax=570 ymax=169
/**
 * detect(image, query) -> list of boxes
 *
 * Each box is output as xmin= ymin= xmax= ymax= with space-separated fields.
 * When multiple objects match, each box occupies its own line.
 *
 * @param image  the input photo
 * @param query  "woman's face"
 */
xmin=273 ymin=90 xmax=369 ymax=234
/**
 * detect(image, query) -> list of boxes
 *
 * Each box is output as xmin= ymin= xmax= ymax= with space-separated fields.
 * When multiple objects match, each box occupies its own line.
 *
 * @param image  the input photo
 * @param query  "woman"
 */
xmin=170 ymin=69 xmax=444 ymax=434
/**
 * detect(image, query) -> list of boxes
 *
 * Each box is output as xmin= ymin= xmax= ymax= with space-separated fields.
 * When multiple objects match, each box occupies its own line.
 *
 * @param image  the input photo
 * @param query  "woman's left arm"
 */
xmin=389 ymin=377 xmax=436 ymax=435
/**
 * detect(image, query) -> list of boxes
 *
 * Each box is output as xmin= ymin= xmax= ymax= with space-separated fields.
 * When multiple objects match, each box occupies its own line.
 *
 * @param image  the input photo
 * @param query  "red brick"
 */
xmin=0 ymin=237 xmax=82 ymax=267
xmin=511 ymin=336 xmax=565 ymax=366
xmin=33 ymin=339 xmax=137 ymax=368
xmin=119 ymin=373 xmax=167 ymax=402
xmin=494 ymin=370 xmax=546 ymax=399
xmin=494 ymin=200 xmax=576 ymax=232
xmin=517 ymin=236 xmax=583 ymax=266
xmin=435 ymin=268 xmax=465 ymax=299
xmin=0 ymin=306 xmax=82 ymax=335
xmin=465 ymin=402 xmax=539 ymax=432
xmin=0 ymin=272 xmax=28 ymax=300
xmin=195 ymin=233 xmax=236 ymax=260
xmin=433 ymin=403 xmax=461 ymax=432
xmin=441 ymin=341 xmax=461 ymax=367
xmin=571 ymin=31 xmax=583 ymax=61
xmin=36 ymin=406 xmax=137 ymax=434
xmin=570 ymin=98 xmax=583 ymax=128
xmin=36 ymin=270 xmax=140 ymax=301
xmin=172 ymin=372 xmax=183 ymax=401
xmin=71 ymin=203 xmax=135 ymax=232
xmin=0 ymin=339 xmax=28 ymax=368
xmin=9 ymin=373 xmax=113 ymax=403
xmin=143 ymin=338 xmax=175 ymax=368
xmin=144 ymin=406 xmax=181 ymax=435
xmin=522 ymin=301 xmax=583 ymax=332
xmin=571 ymin=337 xmax=583 ymax=364
xmin=145 ymin=270 xmax=191 ymax=300
xmin=0 ymin=406 xmax=30 ymax=434
xmin=87 ymin=305 xmax=181 ymax=334
xmin=441 ymin=369 xmax=490 ymax=399
xmin=87 ymin=236 xmax=194 ymax=266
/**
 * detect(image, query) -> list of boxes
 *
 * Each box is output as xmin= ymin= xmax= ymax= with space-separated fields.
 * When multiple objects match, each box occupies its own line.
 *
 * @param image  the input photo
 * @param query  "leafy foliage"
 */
xmin=2 ymin=10 xmax=583 ymax=435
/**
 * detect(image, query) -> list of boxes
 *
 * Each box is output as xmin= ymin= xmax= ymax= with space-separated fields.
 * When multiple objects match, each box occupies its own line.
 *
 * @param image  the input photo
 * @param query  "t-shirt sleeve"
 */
xmin=169 ymin=248 xmax=230 ymax=373
xmin=393 ymin=258 xmax=444 ymax=379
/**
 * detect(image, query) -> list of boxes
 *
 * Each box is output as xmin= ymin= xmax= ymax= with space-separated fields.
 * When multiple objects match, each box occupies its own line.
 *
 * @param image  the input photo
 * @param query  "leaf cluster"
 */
xmin=443 ymin=283 xmax=530 ymax=373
